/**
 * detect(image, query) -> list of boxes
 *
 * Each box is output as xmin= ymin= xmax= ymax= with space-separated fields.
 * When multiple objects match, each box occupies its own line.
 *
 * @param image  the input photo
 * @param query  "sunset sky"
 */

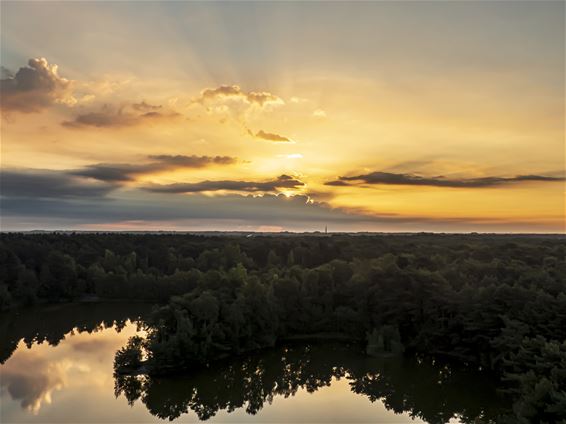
xmin=1 ymin=1 xmax=564 ymax=232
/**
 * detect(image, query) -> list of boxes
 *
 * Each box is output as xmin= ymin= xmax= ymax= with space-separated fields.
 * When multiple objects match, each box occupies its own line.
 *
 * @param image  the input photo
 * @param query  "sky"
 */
xmin=1 ymin=1 xmax=564 ymax=233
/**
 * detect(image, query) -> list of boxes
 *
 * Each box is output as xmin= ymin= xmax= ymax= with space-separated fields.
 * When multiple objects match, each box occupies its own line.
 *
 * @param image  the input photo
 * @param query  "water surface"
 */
xmin=1 ymin=304 xmax=509 ymax=423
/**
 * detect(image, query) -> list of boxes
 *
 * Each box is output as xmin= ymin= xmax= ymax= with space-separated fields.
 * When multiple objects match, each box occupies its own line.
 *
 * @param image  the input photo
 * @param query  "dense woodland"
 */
xmin=1 ymin=232 xmax=566 ymax=423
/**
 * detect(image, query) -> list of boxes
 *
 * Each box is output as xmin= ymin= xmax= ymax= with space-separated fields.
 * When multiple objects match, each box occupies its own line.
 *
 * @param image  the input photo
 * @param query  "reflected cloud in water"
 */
xmin=0 ymin=353 xmax=64 ymax=414
xmin=1 ymin=323 xmax=139 ymax=415
xmin=1 ymin=304 xmax=511 ymax=423
xmin=0 ymin=303 xmax=149 ymax=419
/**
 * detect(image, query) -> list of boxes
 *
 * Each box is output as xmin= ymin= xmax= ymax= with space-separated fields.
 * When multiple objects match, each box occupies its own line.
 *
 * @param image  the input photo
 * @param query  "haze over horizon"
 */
xmin=1 ymin=1 xmax=564 ymax=233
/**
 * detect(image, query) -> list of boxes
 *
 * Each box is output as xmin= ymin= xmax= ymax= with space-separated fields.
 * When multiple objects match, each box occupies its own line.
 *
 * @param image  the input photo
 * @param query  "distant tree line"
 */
xmin=1 ymin=233 xmax=565 ymax=422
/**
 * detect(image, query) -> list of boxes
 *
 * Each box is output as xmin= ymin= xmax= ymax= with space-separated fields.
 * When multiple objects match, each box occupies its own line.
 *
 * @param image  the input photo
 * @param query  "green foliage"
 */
xmin=501 ymin=337 xmax=566 ymax=423
xmin=114 ymin=335 xmax=145 ymax=373
xmin=1 ymin=233 xmax=565 ymax=421
xmin=366 ymin=325 xmax=405 ymax=356
xmin=0 ymin=284 xmax=13 ymax=310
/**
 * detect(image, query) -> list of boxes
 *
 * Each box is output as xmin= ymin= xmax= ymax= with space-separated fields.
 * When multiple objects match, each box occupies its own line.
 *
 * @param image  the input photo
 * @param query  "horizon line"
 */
xmin=1 ymin=230 xmax=564 ymax=237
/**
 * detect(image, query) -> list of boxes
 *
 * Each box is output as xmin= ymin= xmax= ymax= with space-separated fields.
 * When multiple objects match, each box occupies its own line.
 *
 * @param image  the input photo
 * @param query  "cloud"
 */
xmin=69 ymin=155 xmax=237 ymax=182
xmin=0 ymin=190 xmax=372 ymax=232
xmin=149 ymin=154 xmax=236 ymax=167
xmin=2 ymin=188 xmax=560 ymax=233
xmin=326 ymin=171 xmax=566 ymax=188
xmin=0 ymin=58 xmax=73 ymax=113
xmin=312 ymin=109 xmax=327 ymax=118
xmin=131 ymin=101 xmax=162 ymax=112
xmin=253 ymin=130 xmax=293 ymax=143
xmin=198 ymin=85 xmax=283 ymax=107
xmin=1 ymin=169 xmax=118 ymax=199
xmin=278 ymin=153 xmax=303 ymax=159
xmin=246 ymin=91 xmax=283 ymax=107
xmin=200 ymin=85 xmax=241 ymax=101
xmin=62 ymin=111 xmax=137 ymax=128
xmin=143 ymin=174 xmax=305 ymax=194
xmin=1 ymin=169 xmax=562 ymax=232
xmin=0 ymin=353 xmax=65 ymax=414
xmin=62 ymin=104 xmax=179 ymax=129
xmin=71 ymin=338 xmax=115 ymax=353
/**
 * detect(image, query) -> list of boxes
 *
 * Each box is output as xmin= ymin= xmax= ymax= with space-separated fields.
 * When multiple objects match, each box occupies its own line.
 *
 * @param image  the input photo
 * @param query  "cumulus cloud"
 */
xmin=198 ymin=85 xmax=284 ymax=107
xmin=0 ymin=58 xmax=73 ymax=113
xmin=143 ymin=174 xmax=305 ymax=194
xmin=62 ymin=104 xmax=179 ymax=129
xmin=0 ymin=353 xmax=65 ymax=414
xmin=325 ymin=171 xmax=566 ymax=188
xmin=69 ymin=155 xmax=237 ymax=182
xmin=1 ymin=169 xmax=118 ymax=199
xmin=246 ymin=91 xmax=283 ymax=107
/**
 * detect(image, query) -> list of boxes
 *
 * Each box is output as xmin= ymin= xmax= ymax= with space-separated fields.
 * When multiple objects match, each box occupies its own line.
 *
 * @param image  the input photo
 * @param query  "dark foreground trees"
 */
xmin=1 ymin=232 xmax=565 ymax=422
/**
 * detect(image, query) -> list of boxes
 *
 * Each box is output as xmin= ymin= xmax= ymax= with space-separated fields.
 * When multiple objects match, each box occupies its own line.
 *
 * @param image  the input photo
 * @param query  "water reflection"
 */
xmin=115 ymin=343 xmax=510 ymax=423
xmin=0 ymin=302 xmax=151 ymax=364
xmin=0 ymin=303 xmax=151 ymax=419
xmin=1 ymin=304 xmax=511 ymax=423
xmin=1 ymin=352 xmax=64 ymax=413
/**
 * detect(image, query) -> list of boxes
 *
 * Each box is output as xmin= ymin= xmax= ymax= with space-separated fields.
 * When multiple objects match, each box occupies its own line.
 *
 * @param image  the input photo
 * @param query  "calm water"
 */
xmin=1 ymin=303 xmax=509 ymax=423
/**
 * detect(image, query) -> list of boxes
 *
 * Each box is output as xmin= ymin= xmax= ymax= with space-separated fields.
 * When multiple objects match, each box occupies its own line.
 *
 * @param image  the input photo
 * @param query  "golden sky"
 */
xmin=1 ymin=1 xmax=564 ymax=232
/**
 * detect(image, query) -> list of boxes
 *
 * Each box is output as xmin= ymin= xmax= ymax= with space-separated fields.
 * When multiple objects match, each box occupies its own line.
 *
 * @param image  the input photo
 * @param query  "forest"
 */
xmin=1 ymin=232 xmax=565 ymax=423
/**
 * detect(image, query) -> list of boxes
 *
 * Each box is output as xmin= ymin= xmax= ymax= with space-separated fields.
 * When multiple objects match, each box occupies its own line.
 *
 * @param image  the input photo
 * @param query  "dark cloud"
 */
xmin=2 ymin=189 xmax=559 ymax=233
xmin=143 ymin=174 xmax=304 ymax=194
xmin=253 ymin=130 xmax=293 ymax=143
xmin=0 ymin=58 xmax=71 ymax=113
xmin=1 ymin=169 xmax=118 ymax=199
xmin=198 ymin=85 xmax=283 ymax=106
xmin=62 ymin=111 xmax=137 ymax=128
xmin=131 ymin=101 xmax=162 ymax=112
xmin=1 ymin=170 xmax=561 ymax=232
xmin=3 ymin=167 xmax=561 ymax=232
xmin=62 ymin=105 xmax=179 ymax=129
xmin=69 ymin=155 xmax=238 ymax=182
xmin=1 ymin=67 xmax=13 ymax=79
xmin=148 ymin=155 xmax=236 ymax=167
xmin=0 ymin=354 xmax=64 ymax=413
xmin=69 ymin=163 xmax=153 ymax=182
xmin=0 ymin=190 xmax=376 ymax=232
xmin=326 ymin=171 xmax=565 ymax=188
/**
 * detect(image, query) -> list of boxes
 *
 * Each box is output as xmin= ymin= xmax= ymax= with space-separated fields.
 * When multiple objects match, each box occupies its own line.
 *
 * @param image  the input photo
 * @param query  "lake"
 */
xmin=0 ymin=303 xmax=509 ymax=423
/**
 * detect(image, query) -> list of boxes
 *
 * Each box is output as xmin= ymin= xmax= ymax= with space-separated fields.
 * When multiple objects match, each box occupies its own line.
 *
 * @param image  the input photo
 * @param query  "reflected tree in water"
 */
xmin=0 ymin=302 xmax=150 ymax=363
xmin=115 ymin=343 xmax=510 ymax=423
